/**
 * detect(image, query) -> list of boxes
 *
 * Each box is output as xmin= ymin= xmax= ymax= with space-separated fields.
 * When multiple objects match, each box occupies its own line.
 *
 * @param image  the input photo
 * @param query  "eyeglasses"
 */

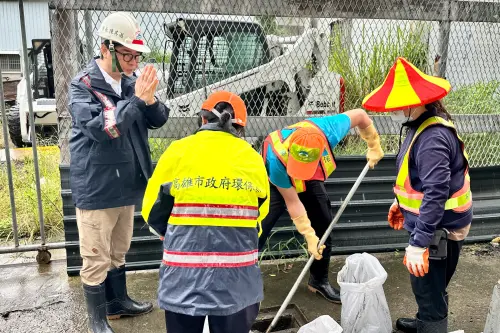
xmin=114 ymin=49 xmax=145 ymax=63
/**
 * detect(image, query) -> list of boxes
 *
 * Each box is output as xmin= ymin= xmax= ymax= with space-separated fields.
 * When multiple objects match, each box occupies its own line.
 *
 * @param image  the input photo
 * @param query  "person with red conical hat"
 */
xmin=363 ymin=57 xmax=473 ymax=333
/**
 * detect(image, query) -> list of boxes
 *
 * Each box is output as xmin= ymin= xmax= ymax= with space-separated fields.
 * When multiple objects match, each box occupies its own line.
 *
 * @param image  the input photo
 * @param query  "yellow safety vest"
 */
xmin=394 ymin=116 xmax=472 ymax=215
xmin=263 ymin=120 xmax=336 ymax=193
xmin=141 ymin=130 xmax=270 ymax=234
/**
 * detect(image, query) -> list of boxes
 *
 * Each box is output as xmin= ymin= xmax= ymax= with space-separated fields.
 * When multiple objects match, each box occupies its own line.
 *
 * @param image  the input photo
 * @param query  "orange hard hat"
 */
xmin=286 ymin=126 xmax=327 ymax=180
xmin=201 ymin=90 xmax=247 ymax=126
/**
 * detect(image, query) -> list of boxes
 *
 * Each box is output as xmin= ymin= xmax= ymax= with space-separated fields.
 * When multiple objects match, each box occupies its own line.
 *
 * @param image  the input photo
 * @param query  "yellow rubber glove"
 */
xmin=359 ymin=123 xmax=384 ymax=169
xmin=292 ymin=214 xmax=325 ymax=260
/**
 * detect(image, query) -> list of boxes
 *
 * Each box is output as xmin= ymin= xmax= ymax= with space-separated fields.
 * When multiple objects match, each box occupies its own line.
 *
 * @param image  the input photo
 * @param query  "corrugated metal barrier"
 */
xmin=60 ymin=155 xmax=500 ymax=276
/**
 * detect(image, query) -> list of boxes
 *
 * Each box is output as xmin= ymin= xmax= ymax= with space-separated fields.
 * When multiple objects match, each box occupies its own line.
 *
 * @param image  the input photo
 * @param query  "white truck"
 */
xmin=7 ymin=39 xmax=57 ymax=147
xmin=158 ymin=18 xmax=344 ymax=120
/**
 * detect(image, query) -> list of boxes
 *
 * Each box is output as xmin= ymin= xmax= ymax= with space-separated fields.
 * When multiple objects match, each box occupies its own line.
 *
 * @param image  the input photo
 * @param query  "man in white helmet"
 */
xmin=68 ymin=12 xmax=169 ymax=333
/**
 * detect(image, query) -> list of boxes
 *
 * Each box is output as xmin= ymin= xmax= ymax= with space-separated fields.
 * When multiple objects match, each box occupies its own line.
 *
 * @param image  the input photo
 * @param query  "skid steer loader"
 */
xmin=6 ymin=19 xmax=343 ymax=148
xmin=156 ymin=18 xmax=344 ymax=134
xmin=7 ymin=39 xmax=57 ymax=147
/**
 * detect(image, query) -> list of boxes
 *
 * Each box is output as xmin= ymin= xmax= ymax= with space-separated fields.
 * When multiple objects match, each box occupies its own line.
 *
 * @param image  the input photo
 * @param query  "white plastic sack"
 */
xmin=297 ymin=315 xmax=343 ymax=333
xmin=337 ymin=252 xmax=392 ymax=333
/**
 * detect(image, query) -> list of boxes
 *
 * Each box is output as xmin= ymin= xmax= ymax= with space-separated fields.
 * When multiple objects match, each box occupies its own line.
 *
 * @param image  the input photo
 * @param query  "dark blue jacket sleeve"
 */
xmin=410 ymin=127 xmax=457 ymax=248
xmin=144 ymin=96 xmax=170 ymax=129
xmin=69 ymin=80 xmax=145 ymax=142
xmin=146 ymin=182 xmax=174 ymax=237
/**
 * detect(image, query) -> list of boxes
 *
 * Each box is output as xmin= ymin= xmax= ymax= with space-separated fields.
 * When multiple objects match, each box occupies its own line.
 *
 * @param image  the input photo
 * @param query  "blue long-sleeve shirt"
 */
xmin=396 ymin=108 xmax=473 ymax=248
xmin=264 ymin=114 xmax=351 ymax=188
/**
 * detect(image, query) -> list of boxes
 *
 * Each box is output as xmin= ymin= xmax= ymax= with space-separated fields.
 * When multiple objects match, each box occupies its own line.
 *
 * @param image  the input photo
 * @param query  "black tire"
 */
xmin=7 ymin=105 xmax=31 ymax=148
xmin=266 ymin=85 xmax=289 ymax=116
xmin=36 ymin=250 xmax=52 ymax=264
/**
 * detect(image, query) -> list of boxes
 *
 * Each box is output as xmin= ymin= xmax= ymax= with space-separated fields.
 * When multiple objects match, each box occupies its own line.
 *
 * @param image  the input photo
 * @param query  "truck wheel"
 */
xmin=7 ymin=105 xmax=31 ymax=148
xmin=266 ymin=85 xmax=289 ymax=116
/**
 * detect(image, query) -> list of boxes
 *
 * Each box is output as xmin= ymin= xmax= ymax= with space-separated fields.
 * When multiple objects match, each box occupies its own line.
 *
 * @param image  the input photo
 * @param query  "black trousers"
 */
xmin=165 ymin=303 xmax=260 ymax=333
xmin=257 ymin=181 xmax=333 ymax=278
xmin=410 ymin=238 xmax=463 ymax=321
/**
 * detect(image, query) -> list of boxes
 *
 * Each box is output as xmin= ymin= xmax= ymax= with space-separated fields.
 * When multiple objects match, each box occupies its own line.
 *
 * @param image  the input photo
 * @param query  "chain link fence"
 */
xmin=47 ymin=0 xmax=500 ymax=167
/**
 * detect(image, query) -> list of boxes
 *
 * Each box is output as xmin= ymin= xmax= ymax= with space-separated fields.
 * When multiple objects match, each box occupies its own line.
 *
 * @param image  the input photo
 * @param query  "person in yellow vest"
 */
xmin=362 ymin=57 xmax=473 ymax=333
xmin=141 ymin=91 xmax=270 ymax=333
xmin=258 ymin=108 xmax=384 ymax=303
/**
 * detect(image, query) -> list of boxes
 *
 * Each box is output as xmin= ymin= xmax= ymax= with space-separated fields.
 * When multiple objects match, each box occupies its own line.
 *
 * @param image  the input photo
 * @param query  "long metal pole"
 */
xmin=19 ymin=0 xmax=46 ymax=245
xmin=0 ymin=69 xmax=20 ymax=248
xmin=84 ymin=10 xmax=94 ymax=63
xmin=438 ymin=1 xmax=451 ymax=79
xmin=265 ymin=162 xmax=371 ymax=333
xmin=0 ymin=242 xmax=66 ymax=254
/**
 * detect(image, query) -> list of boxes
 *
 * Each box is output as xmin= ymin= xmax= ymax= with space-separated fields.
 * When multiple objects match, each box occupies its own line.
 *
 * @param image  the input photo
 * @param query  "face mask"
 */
xmin=390 ymin=110 xmax=413 ymax=123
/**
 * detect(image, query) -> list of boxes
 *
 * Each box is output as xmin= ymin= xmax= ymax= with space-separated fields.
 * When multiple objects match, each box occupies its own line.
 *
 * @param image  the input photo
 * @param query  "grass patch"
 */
xmin=0 ymin=146 xmax=63 ymax=241
xmin=258 ymin=230 xmax=309 ymax=273
xmin=149 ymin=137 xmax=177 ymax=161
xmin=146 ymin=43 xmax=171 ymax=64
xmin=444 ymin=80 xmax=500 ymax=115
xmin=329 ymin=21 xmax=431 ymax=112
xmin=334 ymin=135 xmax=402 ymax=156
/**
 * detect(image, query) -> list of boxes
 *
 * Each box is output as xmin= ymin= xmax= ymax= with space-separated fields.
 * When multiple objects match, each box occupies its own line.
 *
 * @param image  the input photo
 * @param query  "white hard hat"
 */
xmin=98 ymin=12 xmax=150 ymax=53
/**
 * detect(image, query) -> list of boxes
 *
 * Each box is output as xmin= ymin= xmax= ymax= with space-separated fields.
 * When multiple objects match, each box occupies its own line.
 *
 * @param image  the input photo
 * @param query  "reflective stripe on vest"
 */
xmin=162 ymin=249 xmax=258 ymax=268
xmin=81 ymin=75 xmax=121 ymax=139
xmin=264 ymin=120 xmax=336 ymax=193
xmin=169 ymin=203 xmax=259 ymax=227
xmin=393 ymin=116 xmax=472 ymax=215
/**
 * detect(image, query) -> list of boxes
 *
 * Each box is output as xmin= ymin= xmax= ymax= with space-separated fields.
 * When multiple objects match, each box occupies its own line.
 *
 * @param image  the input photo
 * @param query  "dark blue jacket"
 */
xmin=68 ymin=59 xmax=169 ymax=210
xmin=397 ymin=108 xmax=473 ymax=248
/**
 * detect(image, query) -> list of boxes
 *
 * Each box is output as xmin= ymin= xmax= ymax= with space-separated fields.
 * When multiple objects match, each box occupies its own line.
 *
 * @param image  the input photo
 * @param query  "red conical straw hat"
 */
xmin=362 ymin=57 xmax=451 ymax=112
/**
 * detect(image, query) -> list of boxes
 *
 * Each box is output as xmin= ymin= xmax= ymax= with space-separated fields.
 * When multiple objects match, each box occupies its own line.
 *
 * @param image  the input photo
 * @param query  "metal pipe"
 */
xmin=0 ymin=69 xmax=20 ymax=248
xmin=84 ymin=10 xmax=94 ymax=63
xmin=0 ymin=242 xmax=66 ymax=255
xmin=18 ymin=0 xmax=46 ymax=245
xmin=265 ymin=162 xmax=371 ymax=333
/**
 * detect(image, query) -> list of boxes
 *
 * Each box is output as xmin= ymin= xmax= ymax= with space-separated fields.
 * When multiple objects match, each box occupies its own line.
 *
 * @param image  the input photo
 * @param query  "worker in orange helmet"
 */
xmin=363 ymin=57 xmax=473 ymax=333
xmin=141 ymin=90 xmax=270 ymax=333
xmin=258 ymin=108 xmax=385 ymax=304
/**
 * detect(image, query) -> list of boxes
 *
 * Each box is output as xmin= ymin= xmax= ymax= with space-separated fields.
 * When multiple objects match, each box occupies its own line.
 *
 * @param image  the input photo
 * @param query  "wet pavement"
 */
xmin=1 ymin=244 xmax=499 ymax=333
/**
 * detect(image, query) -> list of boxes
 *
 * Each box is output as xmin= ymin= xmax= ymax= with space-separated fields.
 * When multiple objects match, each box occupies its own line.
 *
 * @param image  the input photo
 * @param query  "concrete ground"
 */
xmin=0 ymin=243 xmax=499 ymax=333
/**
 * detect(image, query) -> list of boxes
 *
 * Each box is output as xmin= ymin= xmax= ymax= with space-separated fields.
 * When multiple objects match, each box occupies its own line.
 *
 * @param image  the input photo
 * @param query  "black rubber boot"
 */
xmin=307 ymin=272 xmax=341 ymax=304
xmin=307 ymin=248 xmax=341 ymax=303
xmin=104 ymin=265 xmax=153 ymax=320
xmin=417 ymin=317 xmax=448 ymax=333
xmin=395 ymin=317 xmax=417 ymax=333
xmin=83 ymin=283 xmax=115 ymax=333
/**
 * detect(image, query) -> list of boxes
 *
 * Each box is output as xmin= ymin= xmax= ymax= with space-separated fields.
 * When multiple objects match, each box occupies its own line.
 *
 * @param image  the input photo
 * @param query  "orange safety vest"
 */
xmin=393 ymin=116 xmax=472 ymax=215
xmin=262 ymin=120 xmax=336 ymax=193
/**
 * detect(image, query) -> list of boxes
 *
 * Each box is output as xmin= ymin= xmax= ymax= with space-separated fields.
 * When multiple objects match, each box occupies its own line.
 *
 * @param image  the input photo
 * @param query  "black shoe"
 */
xmin=396 ymin=317 xmax=417 ymax=333
xmin=104 ymin=265 xmax=153 ymax=320
xmin=83 ymin=283 xmax=115 ymax=333
xmin=307 ymin=274 xmax=341 ymax=304
xmin=417 ymin=317 xmax=447 ymax=333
